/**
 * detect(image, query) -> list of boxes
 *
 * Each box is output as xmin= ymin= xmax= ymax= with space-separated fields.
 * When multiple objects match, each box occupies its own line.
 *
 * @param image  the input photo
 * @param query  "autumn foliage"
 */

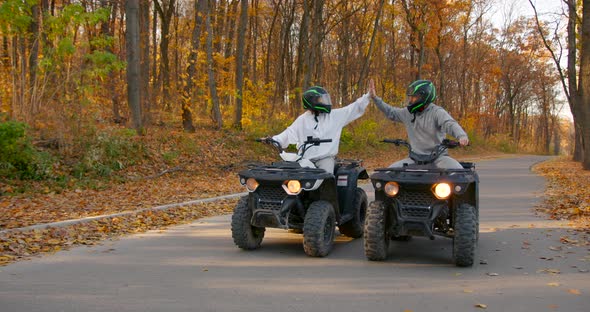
xmin=0 ymin=0 xmax=582 ymax=266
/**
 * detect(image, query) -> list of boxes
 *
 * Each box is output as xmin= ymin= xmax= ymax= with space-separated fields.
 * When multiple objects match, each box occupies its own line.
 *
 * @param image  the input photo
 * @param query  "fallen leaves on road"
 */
xmin=533 ymin=159 xmax=590 ymax=234
xmin=568 ymin=289 xmax=581 ymax=295
xmin=475 ymin=303 xmax=487 ymax=309
xmin=0 ymin=199 xmax=236 ymax=266
xmin=537 ymin=268 xmax=561 ymax=275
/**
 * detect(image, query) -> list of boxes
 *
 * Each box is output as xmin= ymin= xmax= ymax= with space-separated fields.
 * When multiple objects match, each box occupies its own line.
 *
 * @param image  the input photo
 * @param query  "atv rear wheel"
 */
xmin=452 ymin=203 xmax=477 ymax=267
xmin=303 ymin=201 xmax=336 ymax=257
xmin=231 ymin=196 xmax=265 ymax=250
xmin=364 ymin=201 xmax=389 ymax=261
xmin=338 ymin=187 xmax=368 ymax=238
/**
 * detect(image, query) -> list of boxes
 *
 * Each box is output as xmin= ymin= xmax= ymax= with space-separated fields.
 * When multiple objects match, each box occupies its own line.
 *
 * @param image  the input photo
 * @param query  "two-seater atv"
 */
xmin=364 ymin=139 xmax=479 ymax=266
xmin=232 ymin=136 xmax=368 ymax=257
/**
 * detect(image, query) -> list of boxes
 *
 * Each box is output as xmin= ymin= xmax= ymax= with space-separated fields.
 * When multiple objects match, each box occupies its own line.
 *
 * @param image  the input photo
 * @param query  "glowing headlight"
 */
xmin=246 ymin=178 xmax=259 ymax=192
xmin=384 ymin=182 xmax=400 ymax=197
xmin=283 ymin=180 xmax=302 ymax=195
xmin=433 ymin=183 xmax=451 ymax=199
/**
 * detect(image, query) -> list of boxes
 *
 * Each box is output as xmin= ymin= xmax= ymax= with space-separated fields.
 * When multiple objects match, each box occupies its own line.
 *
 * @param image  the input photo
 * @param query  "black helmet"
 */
xmin=406 ymin=80 xmax=436 ymax=113
xmin=302 ymin=86 xmax=332 ymax=114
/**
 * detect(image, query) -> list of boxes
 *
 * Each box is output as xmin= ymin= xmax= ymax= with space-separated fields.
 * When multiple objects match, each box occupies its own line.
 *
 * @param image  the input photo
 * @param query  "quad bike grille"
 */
xmin=398 ymin=189 xmax=436 ymax=218
xmin=256 ymin=185 xmax=287 ymax=211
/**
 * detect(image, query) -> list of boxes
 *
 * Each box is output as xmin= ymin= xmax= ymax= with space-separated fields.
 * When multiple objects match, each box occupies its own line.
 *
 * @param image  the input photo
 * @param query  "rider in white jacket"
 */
xmin=272 ymin=86 xmax=370 ymax=174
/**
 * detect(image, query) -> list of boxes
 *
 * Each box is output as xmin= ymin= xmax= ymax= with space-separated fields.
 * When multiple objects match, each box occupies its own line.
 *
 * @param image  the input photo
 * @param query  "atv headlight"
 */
xmin=245 ymin=178 xmax=259 ymax=192
xmin=283 ymin=180 xmax=302 ymax=195
xmin=433 ymin=182 xmax=451 ymax=199
xmin=384 ymin=182 xmax=400 ymax=197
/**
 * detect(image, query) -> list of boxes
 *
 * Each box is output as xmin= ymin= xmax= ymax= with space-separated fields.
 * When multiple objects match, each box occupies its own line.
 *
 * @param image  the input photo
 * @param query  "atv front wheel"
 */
xmin=338 ymin=187 xmax=368 ymax=238
xmin=452 ymin=203 xmax=477 ymax=267
xmin=231 ymin=196 xmax=265 ymax=250
xmin=303 ymin=201 xmax=336 ymax=257
xmin=364 ymin=201 xmax=389 ymax=261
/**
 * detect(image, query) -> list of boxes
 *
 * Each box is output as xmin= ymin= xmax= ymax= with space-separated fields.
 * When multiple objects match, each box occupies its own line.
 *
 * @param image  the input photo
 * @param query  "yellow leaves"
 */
xmin=475 ymin=303 xmax=487 ymax=309
xmin=547 ymin=282 xmax=560 ymax=287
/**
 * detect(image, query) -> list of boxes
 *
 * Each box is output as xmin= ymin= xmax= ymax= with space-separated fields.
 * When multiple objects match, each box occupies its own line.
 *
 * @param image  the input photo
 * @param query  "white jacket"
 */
xmin=273 ymin=93 xmax=371 ymax=161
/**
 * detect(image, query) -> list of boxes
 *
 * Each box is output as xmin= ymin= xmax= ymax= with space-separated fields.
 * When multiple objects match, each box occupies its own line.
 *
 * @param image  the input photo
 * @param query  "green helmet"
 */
xmin=406 ymin=80 xmax=436 ymax=113
xmin=302 ymin=86 xmax=332 ymax=113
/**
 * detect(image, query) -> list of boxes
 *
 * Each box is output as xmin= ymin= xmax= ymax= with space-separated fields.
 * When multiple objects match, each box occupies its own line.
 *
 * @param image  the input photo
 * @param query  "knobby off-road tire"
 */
xmin=453 ymin=203 xmax=477 ymax=267
xmin=338 ymin=188 xmax=368 ymax=238
xmin=303 ymin=200 xmax=336 ymax=257
xmin=364 ymin=201 xmax=389 ymax=261
xmin=475 ymin=204 xmax=480 ymax=242
xmin=231 ymin=196 xmax=265 ymax=250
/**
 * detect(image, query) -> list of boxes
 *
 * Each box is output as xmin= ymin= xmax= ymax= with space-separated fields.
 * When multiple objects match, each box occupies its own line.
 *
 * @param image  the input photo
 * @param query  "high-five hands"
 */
xmin=368 ymin=79 xmax=376 ymax=98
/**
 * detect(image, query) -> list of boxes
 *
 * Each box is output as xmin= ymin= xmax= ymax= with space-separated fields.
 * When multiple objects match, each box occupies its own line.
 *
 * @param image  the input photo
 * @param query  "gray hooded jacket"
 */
xmin=371 ymin=96 xmax=468 ymax=155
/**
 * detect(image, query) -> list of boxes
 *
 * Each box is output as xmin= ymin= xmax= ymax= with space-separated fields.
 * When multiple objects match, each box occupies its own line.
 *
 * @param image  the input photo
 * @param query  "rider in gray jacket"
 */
xmin=369 ymin=79 xmax=469 ymax=169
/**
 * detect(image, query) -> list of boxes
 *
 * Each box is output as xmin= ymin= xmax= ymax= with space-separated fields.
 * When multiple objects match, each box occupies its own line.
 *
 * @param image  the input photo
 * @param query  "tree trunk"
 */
xmin=100 ymin=0 xmax=122 ymax=123
xmin=223 ymin=0 xmax=238 ymax=58
xmin=125 ymin=0 xmax=143 ymax=133
xmin=553 ymin=117 xmax=561 ymax=155
xmin=154 ymin=0 xmax=176 ymax=111
xmin=567 ymin=1 xmax=584 ymax=162
xmin=181 ymin=0 xmax=207 ymax=132
xmin=249 ymin=0 xmax=259 ymax=83
xmin=206 ymin=0 xmax=222 ymax=129
xmin=264 ymin=1 xmax=280 ymax=83
xmin=233 ymin=0 xmax=248 ymax=129
xmin=276 ymin=2 xmax=295 ymax=105
xmin=337 ymin=2 xmax=350 ymax=105
xmin=139 ymin=0 xmax=151 ymax=124
xmin=580 ymin=0 xmax=590 ymax=169
xmin=304 ymin=0 xmax=324 ymax=89
xmin=294 ymin=0 xmax=310 ymax=113
xmin=28 ymin=3 xmax=40 ymax=116
xmin=151 ymin=1 xmax=159 ymax=102
xmin=357 ymin=0 xmax=385 ymax=96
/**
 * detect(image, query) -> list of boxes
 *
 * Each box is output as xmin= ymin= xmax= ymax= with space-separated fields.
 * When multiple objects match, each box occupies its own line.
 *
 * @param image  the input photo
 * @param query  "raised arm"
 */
xmin=369 ymin=79 xmax=404 ymax=122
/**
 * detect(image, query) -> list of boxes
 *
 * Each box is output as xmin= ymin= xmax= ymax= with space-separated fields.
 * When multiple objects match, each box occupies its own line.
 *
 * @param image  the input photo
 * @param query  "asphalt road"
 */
xmin=1 ymin=155 xmax=589 ymax=312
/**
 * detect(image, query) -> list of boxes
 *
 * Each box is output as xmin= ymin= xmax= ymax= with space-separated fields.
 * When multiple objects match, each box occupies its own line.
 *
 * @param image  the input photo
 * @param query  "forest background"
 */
xmin=0 ymin=1 xmax=588 ymax=224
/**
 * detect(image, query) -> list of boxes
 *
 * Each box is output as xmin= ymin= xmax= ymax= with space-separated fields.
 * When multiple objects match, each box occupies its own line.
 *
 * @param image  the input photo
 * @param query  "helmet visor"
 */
xmin=406 ymin=94 xmax=423 ymax=106
xmin=316 ymin=93 xmax=332 ymax=108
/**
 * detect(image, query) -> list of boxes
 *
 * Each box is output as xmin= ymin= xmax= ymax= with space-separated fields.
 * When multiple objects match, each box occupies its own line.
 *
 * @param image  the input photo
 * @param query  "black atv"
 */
xmin=232 ymin=136 xmax=369 ymax=257
xmin=364 ymin=139 xmax=479 ymax=266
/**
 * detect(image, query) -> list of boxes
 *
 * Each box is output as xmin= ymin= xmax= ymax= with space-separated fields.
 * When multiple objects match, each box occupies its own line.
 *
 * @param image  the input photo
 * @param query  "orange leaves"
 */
xmin=533 ymin=159 xmax=590 ymax=233
xmin=0 ymin=199 xmax=236 ymax=266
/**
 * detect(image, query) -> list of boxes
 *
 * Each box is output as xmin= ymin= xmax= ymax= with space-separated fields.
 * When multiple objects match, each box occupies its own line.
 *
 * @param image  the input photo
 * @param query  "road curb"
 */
xmin=0 ymin=192 xmax=247 ymax=235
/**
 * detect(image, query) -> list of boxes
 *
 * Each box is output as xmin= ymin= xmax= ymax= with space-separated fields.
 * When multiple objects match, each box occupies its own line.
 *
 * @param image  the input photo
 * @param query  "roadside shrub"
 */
xmin=0 ymin=121 xmax=52 ymax=179
xmin=72 ymin=128 xmax=145 ymax=178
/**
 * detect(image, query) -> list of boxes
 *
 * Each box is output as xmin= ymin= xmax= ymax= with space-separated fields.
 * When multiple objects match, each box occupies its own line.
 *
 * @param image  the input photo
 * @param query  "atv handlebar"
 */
xmin=256 ymin=136 xmax=332 ymax=161
xmin=382 ymin=138 xmax=460 ymax=148
xmin=382 ymin=138 xmax=461 ymax=165
xmin=305 ymin=136 xmax=332 ymax=145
